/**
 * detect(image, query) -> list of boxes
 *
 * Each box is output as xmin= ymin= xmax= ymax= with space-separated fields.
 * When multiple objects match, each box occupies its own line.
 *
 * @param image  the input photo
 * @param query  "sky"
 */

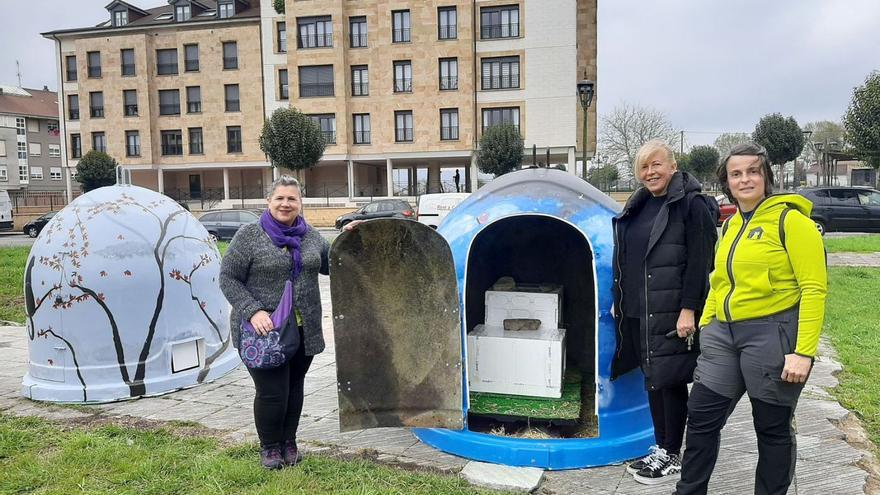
xmin=2 ymin=0 xmax=879 ymax=150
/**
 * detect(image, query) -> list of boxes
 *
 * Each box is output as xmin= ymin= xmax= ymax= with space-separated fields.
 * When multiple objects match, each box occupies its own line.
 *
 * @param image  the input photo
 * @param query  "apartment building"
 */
xmin=270 ymin=0 xmax=597 ymax=199
xmin=0 ymin=86 xmax=68 ymax=193
xmin=43 ymin=0 xmax=268 ymax=205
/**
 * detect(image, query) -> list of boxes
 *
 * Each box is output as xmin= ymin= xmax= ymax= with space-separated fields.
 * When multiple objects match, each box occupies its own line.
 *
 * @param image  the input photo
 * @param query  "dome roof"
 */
xmin=22 ymin=185 xmax=239 ymax=403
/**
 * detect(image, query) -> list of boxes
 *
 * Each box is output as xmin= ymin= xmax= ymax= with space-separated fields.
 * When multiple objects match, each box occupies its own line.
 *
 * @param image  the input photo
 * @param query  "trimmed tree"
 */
xmin=477 ymin=124 xmax=524 ymax=176
xmin=273 ymin=0 xmax=285 ymax=14
xmin=752 ymin=113 xmax=805 ymax=185
xmin=259 ymin=108 xmax=326 ymax=182
xmin=843 ymin=71 xmax=880 ymax=169
xmin=75 ymin=150 xmax=118 ymax=192
xmin=688 ymin=145 xmax=721 ymax=184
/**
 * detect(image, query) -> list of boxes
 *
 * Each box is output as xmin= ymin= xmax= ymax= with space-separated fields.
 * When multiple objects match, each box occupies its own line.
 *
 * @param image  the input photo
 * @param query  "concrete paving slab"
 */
xmin=460 ymin=461 xmax=545 ymax=493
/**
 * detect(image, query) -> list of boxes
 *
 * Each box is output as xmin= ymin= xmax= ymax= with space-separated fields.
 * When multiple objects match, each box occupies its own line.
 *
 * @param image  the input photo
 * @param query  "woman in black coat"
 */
xmin=611 ymin=139 xmax=718 ymax=485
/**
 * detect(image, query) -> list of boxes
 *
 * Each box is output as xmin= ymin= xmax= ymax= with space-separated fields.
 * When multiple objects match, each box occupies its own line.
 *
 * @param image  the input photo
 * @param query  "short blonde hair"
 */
xmin=633 ymin=139 xmax=677 ymax=178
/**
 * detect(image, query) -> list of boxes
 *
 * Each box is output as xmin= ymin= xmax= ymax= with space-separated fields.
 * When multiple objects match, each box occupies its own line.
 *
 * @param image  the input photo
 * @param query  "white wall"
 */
xmin=261 ymin=2 xmax=287 ymax=117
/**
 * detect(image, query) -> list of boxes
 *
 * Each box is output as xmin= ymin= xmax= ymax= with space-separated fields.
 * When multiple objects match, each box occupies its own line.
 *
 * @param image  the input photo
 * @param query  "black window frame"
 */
xmin=184 ymin=44 xmax=199 ymax=72
xmin=89 ymin=91 xmax=104 ymax=118
xmin=70 ymin=133 xmax=82 ymax=159
xmin=186 ymin=86 xmax=202 ymax=113
xmin=394 ymin=110 xmax=414 ymax=143
xmin=278 ymin=69 xmax=289 ymax=100
xmin=439 ymin=57 xmax=458 ymax=90
xmin=392 ymin=10 xmax=411 ymax=43
xmin=87 ymin=51 xmax=101 ymax=78
xmin=353 ymin=113 xmax=371 ymax=144
xmin=125 ymin=130 xmax=140 ymax=157
xmin=277 ymin=21 xmax=287 ymax=53
xmin=481 ymin=56 xmax=520 ymax=90
xmin=482 ymin=107 xmax=521 ymax=132
xmin=480 ymin=5 xmax=520 ymax=39
xmin=393 ymin=60 xmax=412 ymax=93
xmin=188 ymin=127 xmax=204 ymax=155
xmin=226 ymin=125 xmax=242 ymax=153
xmin=438 ymin=6 xmax=457 ymax=40
xmin=224 ymin=84 xmax=240 ymax=112
xmin=298 ymin=65 xmax=334 ymax=98
xmin=92 ymin=131 xmax=106 ymax=153
xmin=351 ymin=65 xmax=369 ymax=96
xmin=123 ymin=89 xmax=138 ymax=117
xmin=65 ymin=55 xmax=77 ymax=82
xmin=349 ymin=16 xmax=367 ymax=48
xmin=309 ymin=114 xmax=336 ymax=144
xmin=218 ymin=0 xmax=235 ymax=18
xmin=160 ymin=129 xmax=184 ymax=156
xmin=440 ymin=108 xmax=459 ymax=141
xmin=297 ymin=16 xmax=333 ymax=49
xmin=175 ymin=4 xmax=191 ymax=22
xmin=158 ymin=89 xmax=181 ymax=116
xmin=68 ymin=94 xmax=80 ymax=120
xmin=121 ymin=48 xmax=136 ymax=76
xmin=156 ymin=48 xmax=179 ymax=75
xmin=222 ymin=41 xmax=238 ymax=70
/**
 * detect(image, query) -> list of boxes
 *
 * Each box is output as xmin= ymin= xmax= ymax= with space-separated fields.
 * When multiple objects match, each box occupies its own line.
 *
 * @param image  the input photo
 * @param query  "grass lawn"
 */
xmin=0 ymin=246 xmax=28 ymax=323
xmin=823 ymin=267 xmax=880 ymax=450
xmin=824 ymin=234 xmax=880 ymax=253
xmin=0 ymin=414 xmax=503 ymax=495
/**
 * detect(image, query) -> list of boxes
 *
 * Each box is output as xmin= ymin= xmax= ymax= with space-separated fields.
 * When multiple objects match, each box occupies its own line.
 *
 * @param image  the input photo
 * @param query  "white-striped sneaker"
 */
xmin=633 ymin=452 xmax=681 ymax=485
xmin=626 ymin=445 xmax=664 ymax=475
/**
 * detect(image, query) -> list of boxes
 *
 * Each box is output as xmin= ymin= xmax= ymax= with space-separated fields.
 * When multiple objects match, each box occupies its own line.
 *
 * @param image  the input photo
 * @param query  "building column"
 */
xmin=427 ymin=163 xmax=442 ymax=193
xmin=469 ymin=153 xmax=479 ymax=193
xmin=568 ymin=147 xmax=577 ymax=176
xmin=223 ymin=168 xmax=230 ymax=200
xmin=409 ymin=166 xmax=416 ymax=195
xmin=386 ymin=158 xmax=394 ymax=197
xmin=157 ymin=168 xmax=164 ymax=194
xmin=347 ymin=160 xmax=355 ymax=200
xmin=64 ymin=167 xmax=73 ymax=203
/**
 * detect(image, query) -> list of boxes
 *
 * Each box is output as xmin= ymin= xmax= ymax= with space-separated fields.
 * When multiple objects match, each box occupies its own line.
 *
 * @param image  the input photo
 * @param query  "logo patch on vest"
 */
xmin=747 ymin=226 xmax=764 ymax=240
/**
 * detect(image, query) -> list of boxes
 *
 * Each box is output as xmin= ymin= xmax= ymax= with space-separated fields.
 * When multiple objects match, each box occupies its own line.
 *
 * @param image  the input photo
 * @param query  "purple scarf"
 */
xmin=260 ymin=210 xmax=309 ymax=280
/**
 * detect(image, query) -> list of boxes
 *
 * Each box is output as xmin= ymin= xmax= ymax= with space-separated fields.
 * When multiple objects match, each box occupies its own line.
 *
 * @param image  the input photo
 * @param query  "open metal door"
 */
xmin=330 ymin=219 xmax=463 ymax=432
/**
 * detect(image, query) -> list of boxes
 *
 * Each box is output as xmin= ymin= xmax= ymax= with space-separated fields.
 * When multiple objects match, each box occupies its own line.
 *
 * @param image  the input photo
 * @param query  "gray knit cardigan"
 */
xmin=219 ymin=222 xmax=330 ymax=356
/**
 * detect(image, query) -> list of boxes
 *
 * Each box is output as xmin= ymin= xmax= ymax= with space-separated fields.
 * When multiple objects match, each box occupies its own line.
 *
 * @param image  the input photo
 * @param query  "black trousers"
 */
xmin=246 ymin=327 xmax=314 ymax=448
xmin=675 ymin=382 xmax=796 ymax=495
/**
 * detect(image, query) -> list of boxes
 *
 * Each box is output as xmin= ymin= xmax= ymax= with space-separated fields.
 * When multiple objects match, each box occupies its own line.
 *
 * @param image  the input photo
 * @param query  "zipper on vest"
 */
xmin=614 ymin=221 xmax=625 ymax=359
xmin=722 ymin=217 xmax=749 ymax=321
xmin=644 ymin=265 xmax=650 ymax=366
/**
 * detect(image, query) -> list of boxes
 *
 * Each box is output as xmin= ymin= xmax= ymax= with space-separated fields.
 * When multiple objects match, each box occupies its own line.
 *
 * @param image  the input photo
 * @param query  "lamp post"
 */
xmin=577 ymin=80 xmax=595 ymax=180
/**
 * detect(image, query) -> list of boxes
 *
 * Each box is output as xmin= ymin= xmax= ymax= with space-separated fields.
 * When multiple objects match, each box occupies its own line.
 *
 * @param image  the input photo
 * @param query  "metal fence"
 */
xmin=9 ymin=190 xmax=75 ymax=212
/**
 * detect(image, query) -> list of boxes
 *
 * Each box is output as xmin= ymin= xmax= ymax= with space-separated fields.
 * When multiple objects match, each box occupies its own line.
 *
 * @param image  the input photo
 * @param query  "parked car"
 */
xmin=335 ymin=199 xmax=415 ymax=230
xmin=23 ymin=211 xmax=57 ymax=238
xmin=714 ymin=194 xmax=737 ymax=226
xmin=417 ymin=193 xmax=470 ymax=229
xmin=798 ymin=186 xmax=880 ymax=235
xmin=0 ymin=190 xmax=12 ymax=232
xmin=198 ymin=209 xmax=261 ymax=241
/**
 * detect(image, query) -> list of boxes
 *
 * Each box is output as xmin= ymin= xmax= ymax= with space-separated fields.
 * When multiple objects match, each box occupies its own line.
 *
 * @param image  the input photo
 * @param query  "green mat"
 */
xmin=468 ymin=370 xmax=583 ymax=421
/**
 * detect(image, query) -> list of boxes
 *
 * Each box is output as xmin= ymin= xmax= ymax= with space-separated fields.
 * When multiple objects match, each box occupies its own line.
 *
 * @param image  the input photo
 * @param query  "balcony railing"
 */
xmin=439 ymin=25 xmax=457 ymax=39
xmin=126 ymin=145 xmax=140 ymax=157
xmin=280 ymin=85 xmax=289 ymax=100
xmin=322 ymin=130 xmax=336 ymax=144
xmin=71 ymin=147 xmax=82 ymax=159
xmin=90 ymin=107 xmax=104 ymax=118
xmin=394 ymin=78 xmax=412 ymax=93
xmin=352 ymin=82 xmax=369 ymax=96
xmin=187 ymin=102 xmax=202 ymax=113
xmin=161 ymin=144 xmax=183 ymax=156
xmin=441 ymin=126 xmax=459 ymax=140
xmin=393 ymin=28 xmax=411 ymax=42
xmin=299 ymin=83 xmax=334 ymax=97
xmin=299 ymin=33 xmax=333 ymax=48
xmin=190 ymin=141 xmax=204 ymax=154
xmin=350 ymin=33 xmax=367 ymax=47
xmin=185 ymin=59 xmax=199 ymax=72
xmin=395 ymin=128 xmax=413 ymax=142
xmin=124 ymin=104 xmax=138 ymax=117
xmin=66 ymin=70 xmax=77 ymax=81
xmin=88 ymin=66 xmax=101 ymax=78
xmin=121 ymin=63 xmax=136 ymax=76
xmin=69 ymin=109 xmax=79 ymax=120
xmin=157 ymin=63 xmax=179 ymax=75
xmin=159 ymin=104 xmax=180 ymax=115
xmin=483 ymin=74 xmax=520 ymax=90
xmin=481 ymin=22 xmax=520 ymax=39
xmin=440 ymin=76 xmax=458 ymax=90
xmin=223 ymin=57 xmax=238 ymax=69
xmin=228 ymin=141 xmax=242 ymax=153
xmin=225 ymin=99 xmax=240 ymax=112
xmin=482 ymin=123 xmax=520 ymax=133
xmin=353 ymin=130 xmax=370 ymax=144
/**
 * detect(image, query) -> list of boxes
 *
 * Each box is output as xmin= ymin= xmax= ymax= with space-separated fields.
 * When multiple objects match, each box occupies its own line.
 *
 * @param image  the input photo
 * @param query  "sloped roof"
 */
xmin=0 ymin=87 xmax=59 ymax=120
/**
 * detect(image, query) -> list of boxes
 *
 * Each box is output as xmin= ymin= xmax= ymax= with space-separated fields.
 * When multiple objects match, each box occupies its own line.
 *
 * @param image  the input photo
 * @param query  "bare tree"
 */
xmin=713 ymin=132 xmax=752 ymax=157
xmin=599 ymin=102 xmax=679 ymax=181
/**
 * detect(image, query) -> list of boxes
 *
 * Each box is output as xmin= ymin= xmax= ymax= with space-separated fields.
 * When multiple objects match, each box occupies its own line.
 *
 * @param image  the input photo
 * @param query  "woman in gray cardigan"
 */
xmin=220 ymin=176 xmax=329 ymax=470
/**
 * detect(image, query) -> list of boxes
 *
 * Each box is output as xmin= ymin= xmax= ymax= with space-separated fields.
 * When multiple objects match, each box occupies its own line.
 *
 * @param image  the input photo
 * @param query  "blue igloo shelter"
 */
xmin=21 ymin=183 xmax=239 ymax=403
xmin=411 ymin=167 xmax=653 ymax=469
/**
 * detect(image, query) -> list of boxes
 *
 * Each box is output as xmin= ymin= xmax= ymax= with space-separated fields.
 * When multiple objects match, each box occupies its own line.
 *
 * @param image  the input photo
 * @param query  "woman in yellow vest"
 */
xmin=675 ymin=143 xmax=827 ymax=495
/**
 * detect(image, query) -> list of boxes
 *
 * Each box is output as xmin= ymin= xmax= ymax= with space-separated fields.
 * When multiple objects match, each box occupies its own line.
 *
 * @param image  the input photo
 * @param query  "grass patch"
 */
xmin=0 ymin=246 xmax=29 ymax=324
xmin=0 ymin=414 xmax=505 ymax=494
xmin=824 ymin=234 xmax=880 ymax=253
xmin=823 ymin=267 xmax=880 ymax=450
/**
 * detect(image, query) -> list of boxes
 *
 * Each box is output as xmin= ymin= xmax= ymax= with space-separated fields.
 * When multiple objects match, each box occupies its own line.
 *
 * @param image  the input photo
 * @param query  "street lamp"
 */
xmin=577 ymin=80 xmax=595 ymax=179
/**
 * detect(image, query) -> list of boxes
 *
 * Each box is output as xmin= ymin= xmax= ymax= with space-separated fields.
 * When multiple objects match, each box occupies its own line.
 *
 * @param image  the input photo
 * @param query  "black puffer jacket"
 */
xmin=610 ymin=171 xmax=717 ymax=390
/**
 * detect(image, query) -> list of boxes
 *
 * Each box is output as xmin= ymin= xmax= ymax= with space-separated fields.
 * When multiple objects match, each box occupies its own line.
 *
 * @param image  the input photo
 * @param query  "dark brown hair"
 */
xmin=716 ymin=142 xmax=775 ymax=203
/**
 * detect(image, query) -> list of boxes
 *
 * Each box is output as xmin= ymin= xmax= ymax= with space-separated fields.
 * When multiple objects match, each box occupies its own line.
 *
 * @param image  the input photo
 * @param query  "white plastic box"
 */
xmin=467 ymin=324 xmax=566 ymax=398
xmin=485 ymin=284 xmax=563 ymax=331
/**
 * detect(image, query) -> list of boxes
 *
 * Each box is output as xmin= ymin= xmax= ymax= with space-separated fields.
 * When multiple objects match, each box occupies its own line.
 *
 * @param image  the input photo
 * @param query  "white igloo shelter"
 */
xmin=22 ymin=184 xmax=240 ymax=403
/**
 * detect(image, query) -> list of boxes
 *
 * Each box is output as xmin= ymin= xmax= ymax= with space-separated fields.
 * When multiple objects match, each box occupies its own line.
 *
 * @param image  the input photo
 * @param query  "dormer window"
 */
xmin=176 ymin=5 xmax=191 ymax=21
xmin=218 ymin=0 xmax=235 ymax=19
xmin=114 ymin=10 xmax=129 ymax=26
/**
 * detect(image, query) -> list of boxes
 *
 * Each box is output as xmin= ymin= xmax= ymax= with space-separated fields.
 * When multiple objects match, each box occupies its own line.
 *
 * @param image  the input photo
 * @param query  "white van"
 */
xmin=0 ymin=191 xmax=12 ymax=231
xmin=417 ymin=192 xmax=470 ymax=229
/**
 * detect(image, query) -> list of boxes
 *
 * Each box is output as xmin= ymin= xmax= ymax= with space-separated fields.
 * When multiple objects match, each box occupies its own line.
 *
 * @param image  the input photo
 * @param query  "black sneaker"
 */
xmin=626 ymin=445 xmax=664 ymax=475
xmin=633 ymin=452 xmax=681 ymax=485
xmin=282 ymin=440 xmax=303 ymax=467
xmin=260 ymin=446 xmax=284 ymax=470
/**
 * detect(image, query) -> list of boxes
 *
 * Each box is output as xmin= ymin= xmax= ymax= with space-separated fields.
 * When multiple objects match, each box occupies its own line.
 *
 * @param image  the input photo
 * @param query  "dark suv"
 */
xmin=798 ymin=186 xmax=880 ymax=235
xmin=335 ymin=199 xmax=415 ymax=230
xmin=199 ymin=209 xmax=261 ymax=241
